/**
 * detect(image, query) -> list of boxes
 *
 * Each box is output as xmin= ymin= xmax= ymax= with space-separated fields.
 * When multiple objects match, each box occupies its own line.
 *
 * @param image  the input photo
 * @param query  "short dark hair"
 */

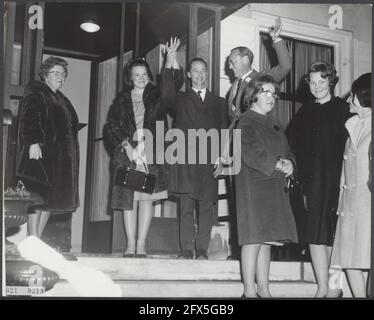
xmin=230 ymin=46 xmax=254 ymax=66
xmin=123 ymin=58 xmax=153 ymax=89
xmin=304 ymin=61 xmax=339 ymax=91
xmin=187 ymin=58 xmax=208 ymax=73
xmin=38 ymin=56 xmax=68 ymax=81
xmin=351 ymin=73 xmax=371 ymax=108
xmin=242 ymin=74 xmax=280 ymax=112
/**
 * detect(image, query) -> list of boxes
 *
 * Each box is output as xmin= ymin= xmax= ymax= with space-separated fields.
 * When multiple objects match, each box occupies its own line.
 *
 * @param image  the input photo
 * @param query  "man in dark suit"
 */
xmin=227 ymin=17 xmax=292 ymax=122
xmin=222 ymin=18 xmax=292 ymax=260
xmin=161 ymin=38 xmax=229 ymax=259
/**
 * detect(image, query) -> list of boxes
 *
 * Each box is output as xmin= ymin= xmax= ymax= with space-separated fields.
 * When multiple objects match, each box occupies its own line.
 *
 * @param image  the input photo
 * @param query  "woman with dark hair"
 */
xmin=17 ymin=56 xmax=80 ymax=239
xmin=235 ymin=74 xmax=298 ymax=297
xmin=330 ymin=73 xmax=371 ymax=297
xmin=104 ymin=54 xmax=183 ymax=258
xmin=287 ymin=61 xmax=352 ymax=297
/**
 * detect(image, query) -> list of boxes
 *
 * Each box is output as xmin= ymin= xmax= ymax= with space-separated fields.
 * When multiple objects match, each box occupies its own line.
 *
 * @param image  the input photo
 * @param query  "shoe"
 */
xmin=135 ymin=253 xmax=147 ymax=258
xmin=61 ymin=253 xmax=78 ymax=261
xmin=123 ymin=253 xmax=135 ymax=258
xmin=196 ymin=249 xmax=208 ymax=260
xmin=177 ymin=250 xmax=194 ymax=259
xmin=241 ymin=294 xmax=256 ymax=299
xmin=227 ymin=254 xmax=240 ymax=260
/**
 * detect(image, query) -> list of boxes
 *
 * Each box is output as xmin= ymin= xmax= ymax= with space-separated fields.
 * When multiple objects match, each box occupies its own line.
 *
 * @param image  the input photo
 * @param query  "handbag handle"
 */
xmin=133 ymin=156 xmax=149 ymax=174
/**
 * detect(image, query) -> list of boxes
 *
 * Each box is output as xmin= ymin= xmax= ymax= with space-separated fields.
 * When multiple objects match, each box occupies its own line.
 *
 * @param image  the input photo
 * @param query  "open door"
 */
xmin=3 ymin=2 xmax=44 ymax=188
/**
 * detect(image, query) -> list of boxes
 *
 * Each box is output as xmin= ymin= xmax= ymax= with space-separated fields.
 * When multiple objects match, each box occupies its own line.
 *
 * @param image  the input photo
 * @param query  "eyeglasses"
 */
xmin=49 ymin=71 xmax=66 ymax=78
xmin=258 ymin=89 xmax=279 ymax=100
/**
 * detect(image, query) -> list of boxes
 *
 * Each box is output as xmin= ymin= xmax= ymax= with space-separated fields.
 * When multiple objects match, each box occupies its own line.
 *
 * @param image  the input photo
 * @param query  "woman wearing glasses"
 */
xmin=287 ymin=62 xmax=351 ymax=297
xmin=17 ymin=56 xmax=80 ymax=240
xmin=235 ymin=74 xmax=298 ymax=298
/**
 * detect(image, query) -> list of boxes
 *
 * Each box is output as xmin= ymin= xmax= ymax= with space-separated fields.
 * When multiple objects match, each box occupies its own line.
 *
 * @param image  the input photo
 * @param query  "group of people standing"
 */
xmin=17 ymin=18 xmax=371 ymax=298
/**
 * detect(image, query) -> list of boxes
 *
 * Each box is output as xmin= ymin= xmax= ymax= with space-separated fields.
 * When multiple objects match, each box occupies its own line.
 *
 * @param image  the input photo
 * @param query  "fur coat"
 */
xmin=104 ymin=70 xmax=183 ymax=210
xmin=17 ymin=80 xmax=80 ymax=212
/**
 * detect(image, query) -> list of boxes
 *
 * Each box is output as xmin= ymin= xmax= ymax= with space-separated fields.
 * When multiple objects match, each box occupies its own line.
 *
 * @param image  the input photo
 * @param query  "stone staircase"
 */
xmin=45 ymin=254 xmax=320 ymax=298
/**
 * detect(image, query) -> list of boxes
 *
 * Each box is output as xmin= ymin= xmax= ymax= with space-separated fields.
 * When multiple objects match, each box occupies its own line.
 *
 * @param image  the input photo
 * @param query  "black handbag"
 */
xmin=16 ymin=147 xmax=51 ymax=186
xmin=287 ymin=175 xmax=307 ymax=243
xmin=114 ymin=158 xmax=156 ymax=194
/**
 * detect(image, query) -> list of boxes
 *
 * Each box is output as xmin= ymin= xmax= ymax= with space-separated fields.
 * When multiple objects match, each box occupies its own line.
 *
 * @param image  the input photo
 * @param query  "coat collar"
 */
xmin=186 ymin=87 xmax=212 ymax=104
xmin=25 ymin=80 xmax=63 ymax=97
xmin=345 ymin=108 xmax=371 ymax=148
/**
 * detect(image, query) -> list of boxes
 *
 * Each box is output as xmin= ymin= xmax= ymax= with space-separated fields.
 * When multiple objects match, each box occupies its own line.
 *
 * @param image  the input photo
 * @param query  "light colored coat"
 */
xmin=331 ymin=109 xmax=372 ymax=269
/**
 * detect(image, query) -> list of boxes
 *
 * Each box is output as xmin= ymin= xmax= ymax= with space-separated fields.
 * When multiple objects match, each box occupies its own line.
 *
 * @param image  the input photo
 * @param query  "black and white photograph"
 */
xmin=1 ymin=0 xmax=372 ymax=303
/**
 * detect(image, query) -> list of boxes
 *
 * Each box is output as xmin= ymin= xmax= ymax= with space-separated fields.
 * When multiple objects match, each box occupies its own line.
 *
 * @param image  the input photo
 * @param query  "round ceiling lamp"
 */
xmin=80 ymin=20 xmax=100 ymax=33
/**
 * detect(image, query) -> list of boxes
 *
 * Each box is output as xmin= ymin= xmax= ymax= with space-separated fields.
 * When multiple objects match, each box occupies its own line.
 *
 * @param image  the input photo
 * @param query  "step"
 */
xmin=71 ymin=254 xmax=307 ymax=281
xmin=45 ymin=280 xmax=317 ymax=298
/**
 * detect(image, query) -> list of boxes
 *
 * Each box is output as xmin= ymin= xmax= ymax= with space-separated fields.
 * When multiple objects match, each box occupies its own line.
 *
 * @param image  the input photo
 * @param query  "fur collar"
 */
xmin=24 ymin=80 xmax=66 ymax=99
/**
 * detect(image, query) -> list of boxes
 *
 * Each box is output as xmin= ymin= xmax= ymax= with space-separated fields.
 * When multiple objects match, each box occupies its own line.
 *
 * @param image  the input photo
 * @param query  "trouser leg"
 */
xmin=195 ymin=200 xmax=214 ymax=251
xmin=179 ymin=195 xmax=195 ymax=251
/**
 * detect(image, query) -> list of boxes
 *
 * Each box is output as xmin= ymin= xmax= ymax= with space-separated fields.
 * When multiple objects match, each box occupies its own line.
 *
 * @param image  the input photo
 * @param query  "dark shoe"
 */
xmin=135 ymin=253 xmax=147 ymax=258
xmin=61 ymin=253 xmax=78 ymax=261
xmin=177 ymin=250 xmax=194 ymax=259
xmin=241 ymin=294 xmax=256 ymax=299
xmin=196 ymin=249 xmax=208 ymax=260
xmin=123 ymin=253 xmax=135 ymax=258
xmin=227 ymin=254 xmax=240 ymax=260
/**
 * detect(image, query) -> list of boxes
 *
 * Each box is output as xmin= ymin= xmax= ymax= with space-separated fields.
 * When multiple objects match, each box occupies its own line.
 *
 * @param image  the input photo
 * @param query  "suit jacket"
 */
xmin=228 ymin=39 xmax=292 ymax=122
xmin=161 ymin=68 xmax=229 ymax=202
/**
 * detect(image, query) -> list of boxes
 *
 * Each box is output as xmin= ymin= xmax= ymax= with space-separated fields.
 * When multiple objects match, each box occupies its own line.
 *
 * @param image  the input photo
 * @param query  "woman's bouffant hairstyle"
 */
xmin=242 ymin=74 xmax=280 ymax=112
xmin=351 ymin=72 xmax=371 ymax=108
xmin=38 ymin=56 xmax=68 ymax=81
xmin=304 ymin=61 xmax=339 ymax=91
xmin=123 ymin=58 xmax=153 ymax=89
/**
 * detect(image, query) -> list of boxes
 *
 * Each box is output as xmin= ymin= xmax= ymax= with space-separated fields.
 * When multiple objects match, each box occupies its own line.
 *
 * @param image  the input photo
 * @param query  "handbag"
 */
xmin=16 ymin=147 xmax=51 ymax=186
xmin=114 ymin=157 xmax=156 ymax=194
xmin=287 ymin=175 xmax=307 ymax=243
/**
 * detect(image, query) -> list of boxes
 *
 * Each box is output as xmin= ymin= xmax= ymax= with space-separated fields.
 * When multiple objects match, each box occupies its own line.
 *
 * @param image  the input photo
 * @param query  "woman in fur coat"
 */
xmin=17 ymin=56 xmax=80 ymax=238
xmin=104 ymin=53 xmax=182 ymax=258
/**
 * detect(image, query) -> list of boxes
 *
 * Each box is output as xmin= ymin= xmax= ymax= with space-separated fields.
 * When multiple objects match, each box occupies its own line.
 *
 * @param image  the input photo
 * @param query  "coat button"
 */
xmin=343 ymin=155 xmax=348 ymax=160
xmin=342 ymin=185 xmax=348 ymax=189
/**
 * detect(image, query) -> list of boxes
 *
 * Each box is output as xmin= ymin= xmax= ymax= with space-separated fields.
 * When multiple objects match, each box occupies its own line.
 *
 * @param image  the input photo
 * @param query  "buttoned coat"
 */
xmin=227 ymin=39 xmax=292 ymax=122
xmin=331 ymin=110 xmax=371 ymax=269
xmin=287 ymin=97 xmax=351 ymax=245
xmin=234 ymin=109 xmax=298 ymax=245
xmin=161 ymin=68 xmax=229 ymax=202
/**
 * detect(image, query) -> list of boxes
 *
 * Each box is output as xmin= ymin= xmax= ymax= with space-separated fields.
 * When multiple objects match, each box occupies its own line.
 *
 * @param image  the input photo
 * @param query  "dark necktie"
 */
xmin=197 ymin=90 xmax=203 ymax=103
xmin=233 ymin=78 xmax=242 ymax=108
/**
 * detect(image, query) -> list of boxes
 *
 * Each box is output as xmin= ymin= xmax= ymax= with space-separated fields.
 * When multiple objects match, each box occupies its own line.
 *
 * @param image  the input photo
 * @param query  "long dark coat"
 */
xmin=286 ymin=97 xmax=351 ymax=245
xmin=17 ymin=80 xmax=80 ymax=212
xmin=161 ymin=68 xmax=229 ymax=203
xmin=235 ymin=109 xmax=298 ymax=245
xmin=104 ymin=72 xmax=183 ymax=210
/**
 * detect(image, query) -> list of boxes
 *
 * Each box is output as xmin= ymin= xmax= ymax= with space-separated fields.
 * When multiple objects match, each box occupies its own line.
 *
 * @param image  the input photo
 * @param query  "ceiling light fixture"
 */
xmin=80 ymin=20 xmax=100 ymax=33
